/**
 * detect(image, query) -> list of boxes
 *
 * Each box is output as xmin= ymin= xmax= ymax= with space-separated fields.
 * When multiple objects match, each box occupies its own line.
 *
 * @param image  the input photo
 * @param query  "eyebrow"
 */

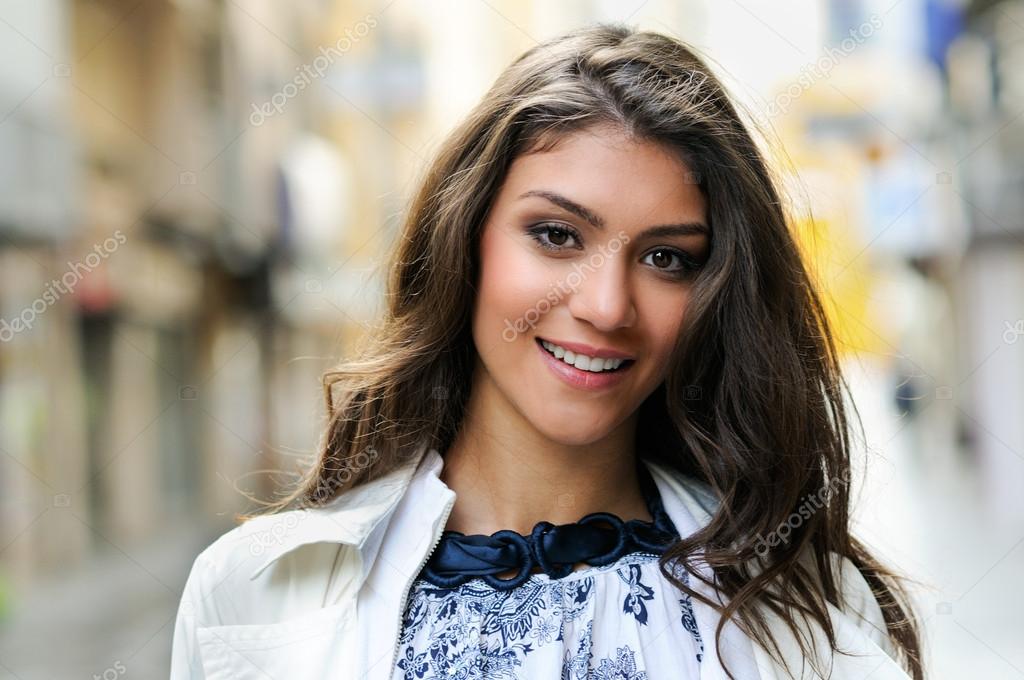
xmin=517 ymin=189 xmax=709 ymax=238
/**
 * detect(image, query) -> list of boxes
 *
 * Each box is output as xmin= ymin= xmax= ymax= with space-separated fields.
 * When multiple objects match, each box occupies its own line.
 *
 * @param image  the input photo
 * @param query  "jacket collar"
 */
xmin=247 ymin=439 xmax=725 ymax=581
xmin=248 ymin=440 xmax=430 ymax=580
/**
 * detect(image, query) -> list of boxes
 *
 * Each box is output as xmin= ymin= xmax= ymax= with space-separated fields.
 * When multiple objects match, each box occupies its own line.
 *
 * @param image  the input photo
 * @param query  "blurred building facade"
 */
xmin=0 ymin=0 xmax=406 ymax=597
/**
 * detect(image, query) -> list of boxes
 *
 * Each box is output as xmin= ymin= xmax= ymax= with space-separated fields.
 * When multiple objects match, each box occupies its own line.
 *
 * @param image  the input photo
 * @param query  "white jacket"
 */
xmin=170 ymin=442 xmax=912 ymax=679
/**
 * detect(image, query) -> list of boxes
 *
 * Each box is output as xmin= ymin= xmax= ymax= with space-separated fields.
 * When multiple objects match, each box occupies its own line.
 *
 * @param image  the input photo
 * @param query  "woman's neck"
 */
xmin=439 ymin=379 xmax=651 ymax=537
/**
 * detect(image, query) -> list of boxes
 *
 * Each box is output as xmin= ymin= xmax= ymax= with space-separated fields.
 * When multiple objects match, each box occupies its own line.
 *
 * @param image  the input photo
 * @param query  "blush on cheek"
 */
xmin=480 ymin=240 xmax=555 ymax=335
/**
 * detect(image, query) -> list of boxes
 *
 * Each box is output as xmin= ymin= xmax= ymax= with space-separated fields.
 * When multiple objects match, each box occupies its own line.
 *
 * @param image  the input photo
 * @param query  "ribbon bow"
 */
xmin=420 ymin=462 xmax=679 ymax=590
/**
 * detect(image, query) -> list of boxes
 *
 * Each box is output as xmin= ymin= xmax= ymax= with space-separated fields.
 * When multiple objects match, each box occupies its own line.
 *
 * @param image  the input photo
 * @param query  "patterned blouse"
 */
xmin=391 ymin=547 xmax=705 ymax=679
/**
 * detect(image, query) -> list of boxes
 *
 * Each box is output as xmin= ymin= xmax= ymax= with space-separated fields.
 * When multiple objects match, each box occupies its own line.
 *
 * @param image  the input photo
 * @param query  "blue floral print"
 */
xmin=394 ymin=552 xmax=704 ymax=679
xmin=618 ymin=563 xmax=656 ymax=624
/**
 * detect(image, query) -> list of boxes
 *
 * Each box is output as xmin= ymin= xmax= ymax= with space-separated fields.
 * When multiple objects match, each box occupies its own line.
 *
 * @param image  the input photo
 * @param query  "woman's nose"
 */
xmin=565 ymin=257 xmax=637 ymax=332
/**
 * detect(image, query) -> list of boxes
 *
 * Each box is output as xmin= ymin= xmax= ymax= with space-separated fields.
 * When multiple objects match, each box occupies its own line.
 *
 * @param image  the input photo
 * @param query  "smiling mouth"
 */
xmin=535 ymin=338 xmax=636 ymax=373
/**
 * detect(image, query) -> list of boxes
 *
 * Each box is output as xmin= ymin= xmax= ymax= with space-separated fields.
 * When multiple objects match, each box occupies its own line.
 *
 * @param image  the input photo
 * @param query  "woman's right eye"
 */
xmin=526 ymin=223 xmax=583 ymax=251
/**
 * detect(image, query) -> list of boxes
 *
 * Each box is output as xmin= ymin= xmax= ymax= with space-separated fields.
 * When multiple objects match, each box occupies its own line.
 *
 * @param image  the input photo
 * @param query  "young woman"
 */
xmin=171 ymin=23 xmax=924 ymax=680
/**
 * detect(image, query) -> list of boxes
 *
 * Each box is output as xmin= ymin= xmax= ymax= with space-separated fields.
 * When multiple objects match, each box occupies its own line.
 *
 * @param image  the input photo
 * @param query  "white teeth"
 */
xmin=541 ymin=340 xmax=626 ymax=373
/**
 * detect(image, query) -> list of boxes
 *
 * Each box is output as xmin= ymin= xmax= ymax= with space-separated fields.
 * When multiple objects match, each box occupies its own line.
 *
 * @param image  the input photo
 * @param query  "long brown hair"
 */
xmin=248 ymin=22 xmax=924 ymax=679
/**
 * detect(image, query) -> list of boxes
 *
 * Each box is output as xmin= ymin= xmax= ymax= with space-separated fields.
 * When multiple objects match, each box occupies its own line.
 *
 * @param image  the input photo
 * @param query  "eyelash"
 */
xmin=526 ymin=222 xmax=704 ymax=279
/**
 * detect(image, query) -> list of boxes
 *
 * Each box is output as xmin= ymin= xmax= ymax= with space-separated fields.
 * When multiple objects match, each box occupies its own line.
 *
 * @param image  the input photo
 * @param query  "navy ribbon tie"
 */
xmin=420 ymin=460 xmax=680 ymax=591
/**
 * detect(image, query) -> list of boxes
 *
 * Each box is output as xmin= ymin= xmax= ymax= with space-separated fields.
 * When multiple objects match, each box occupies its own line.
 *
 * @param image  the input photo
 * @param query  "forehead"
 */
xmin=495 ymin=125 xmax=706 ymax=226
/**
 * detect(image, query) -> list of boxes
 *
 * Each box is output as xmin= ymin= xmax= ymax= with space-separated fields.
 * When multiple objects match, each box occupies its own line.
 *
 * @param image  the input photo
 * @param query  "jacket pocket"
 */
xmin=195 ymin=604 xmax=357 ymax=680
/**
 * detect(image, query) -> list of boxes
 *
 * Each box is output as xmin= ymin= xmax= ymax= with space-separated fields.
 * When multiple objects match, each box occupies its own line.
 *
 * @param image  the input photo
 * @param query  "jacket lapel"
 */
xmin=350 ymin=446 xmax=456 ymax=680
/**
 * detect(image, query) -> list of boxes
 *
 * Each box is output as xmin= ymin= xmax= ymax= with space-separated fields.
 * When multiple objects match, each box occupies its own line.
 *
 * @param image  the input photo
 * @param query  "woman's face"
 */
xmin=471 ymin=123 xmax=710 ymax=446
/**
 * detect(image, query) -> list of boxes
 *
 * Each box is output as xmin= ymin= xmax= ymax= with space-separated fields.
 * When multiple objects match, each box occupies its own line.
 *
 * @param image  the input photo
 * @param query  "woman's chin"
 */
xmin=524 ymin=413 xmax=618 ymax=448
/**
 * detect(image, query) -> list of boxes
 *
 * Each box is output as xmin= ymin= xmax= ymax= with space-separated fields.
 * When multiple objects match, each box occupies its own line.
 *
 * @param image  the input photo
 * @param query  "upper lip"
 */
xmin=538 ymin=337 xmax=635 ymax=360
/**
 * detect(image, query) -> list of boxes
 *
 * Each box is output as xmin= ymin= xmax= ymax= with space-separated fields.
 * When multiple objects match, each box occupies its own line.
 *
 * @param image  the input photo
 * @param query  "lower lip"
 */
xmin=535 ymin=338 xmax=634 ymax=391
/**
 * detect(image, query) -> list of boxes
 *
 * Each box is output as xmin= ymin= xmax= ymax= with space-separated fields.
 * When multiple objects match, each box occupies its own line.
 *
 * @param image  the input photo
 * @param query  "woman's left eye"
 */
xmin=641 ymin=249 xmax=701 ymax=276
xmin=527 ymin=223 xmax=582 ymax=251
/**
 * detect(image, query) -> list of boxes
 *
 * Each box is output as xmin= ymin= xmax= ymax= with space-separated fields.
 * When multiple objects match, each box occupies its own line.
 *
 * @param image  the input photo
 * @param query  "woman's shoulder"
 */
xmin=180 ymin=506 xmax=353 ymax=627
xmin=192 ymin=508 xmax=306 ymax=574
xmin=178 ymin=511 xmax=291 ymax=618
xmin=170 ymin=507 xmax=365 ymax=678
xmin=828 ymin=550 xmax=898 ymax=657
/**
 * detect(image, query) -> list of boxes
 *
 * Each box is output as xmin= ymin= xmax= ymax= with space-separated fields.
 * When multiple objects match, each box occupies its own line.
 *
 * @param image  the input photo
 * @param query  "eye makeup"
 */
xmin=524 ymin=222 xmax=706 ymax=280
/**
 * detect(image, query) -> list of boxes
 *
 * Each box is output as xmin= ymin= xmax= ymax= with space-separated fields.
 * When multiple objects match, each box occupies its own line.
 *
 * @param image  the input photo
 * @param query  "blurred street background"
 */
xmin=0 ymin=0 xmax=1021 ymax=678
